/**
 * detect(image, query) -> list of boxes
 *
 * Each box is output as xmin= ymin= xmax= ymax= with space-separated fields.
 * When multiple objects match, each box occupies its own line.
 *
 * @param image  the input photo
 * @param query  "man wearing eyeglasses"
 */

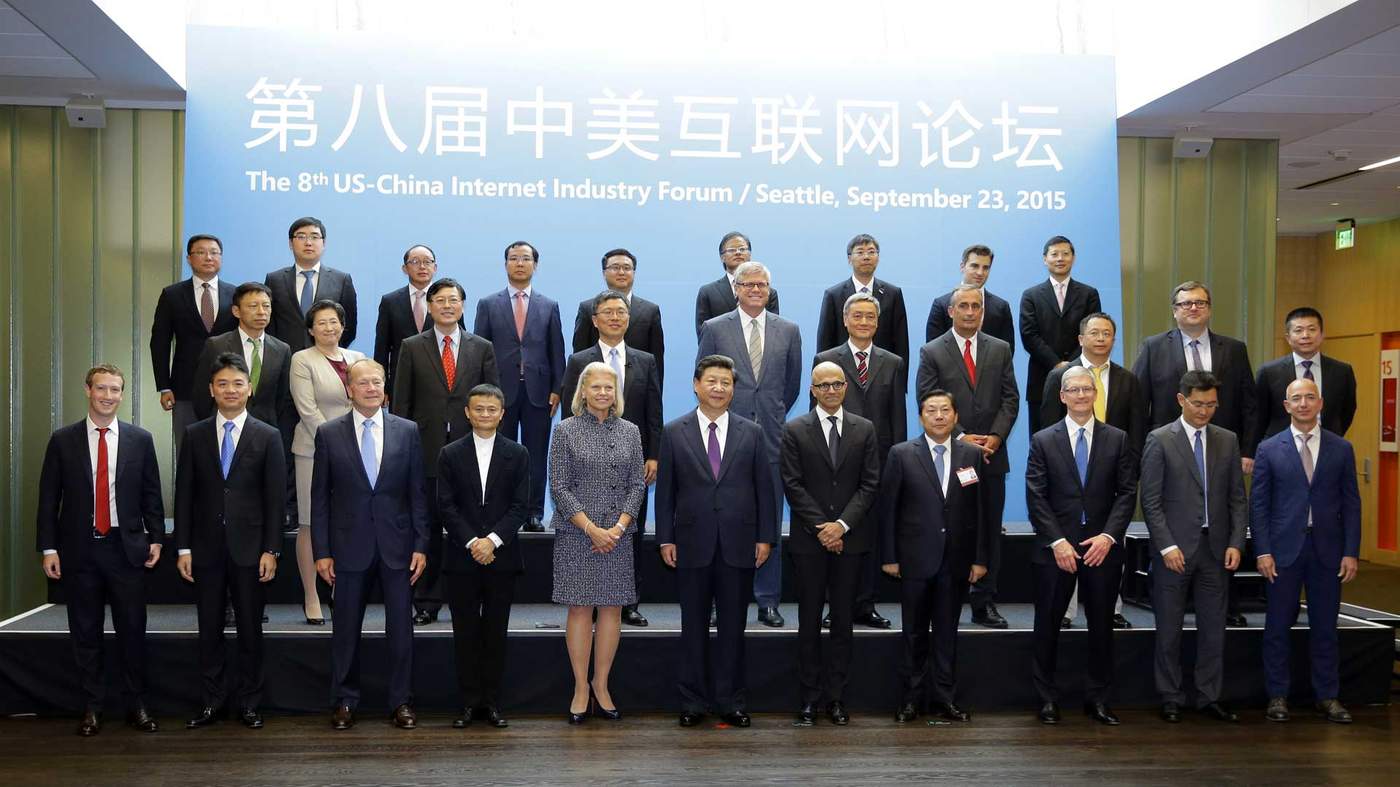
xmin=374 ymin=244 xmax=450 ymax=398
xmin=814 ymin=234 xmax=910 ymax=376
xmin=571 ymin=248 xmax=665 ymax=384
xmin=264 ymin=217 xmax=359 ymax=353
xmin=694 ymin=231 xmax=780 ymax=338
xmin=1254 ymin=307 xmax=1356 ymax=441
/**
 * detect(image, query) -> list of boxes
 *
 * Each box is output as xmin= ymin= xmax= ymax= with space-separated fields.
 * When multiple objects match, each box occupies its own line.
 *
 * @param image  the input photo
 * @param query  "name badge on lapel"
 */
xmin=956 ymin=466 xmax=979 ymax=486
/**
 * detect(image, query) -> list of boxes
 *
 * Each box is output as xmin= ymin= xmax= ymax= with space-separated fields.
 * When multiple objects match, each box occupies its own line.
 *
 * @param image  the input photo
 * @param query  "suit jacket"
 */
xmin=174 ymin=415 xmax=286 ymax=567
xmin=815 ymin=277 xmax=910 ymax=372
xmin=436 ymin=432 xmax=530 ymax=574
xmin=560 ymin=346 xmax=662 ymax=460
xmin=1250 ymin=427 xmax=1361 ymax=569
xmin=150 ymin=278 xmax=237 ymax=399
xmin=1024 ymin=420 xmax=1138 ymax=563
xmin=780 ymin=410 xmax=880 ymax=555
xmin=1019 ymin=279 xmax=1102 ymax=404
xmin=1139 ymin=421 xmax=1247 ymax=563
xmin=391 ymin=328 xmax=499 ymax=478
xmin=264 ymin=264 xmax=358 ymax=351
xmin=191 ymin=330 xmax=296 ymax=444
xmin=310 ymin=411 xmax=430 ymax=572
xmin=35 ymin=420 xmax=165 ymax=569
xmin=914 ymin=331 xmax=1019 ymax=474
xmin=878 ymin=437 xmax=990 ymax=578
xmin=694 ymin=276 xmax=780 ymax=338
xmin=571 ymin=294 xmax=665 ymax=382
xmin=1255 ymin=354 xmax=1357 ymax=439
xmin=1040 ymin=358 xmax=1148 ymax=461
xmin=289 ymin=347 xmax=365 ymax=458
xmin=926 ymin=289 xmax=1016 ymax=351
xmin=374 ymin=286 xmax=462 ymax=395
xmin=1132 ymin=328 xmax=1259 ymax=457
xmin=655 ymin=411 xmax=778 ymax=569
xmin=696 ymin=310 xmax=802 ymax=454
xmin=812 ymin=343 xmax=906 ymax=466
xmin=473 ymin=288 xmax=565 ymax=408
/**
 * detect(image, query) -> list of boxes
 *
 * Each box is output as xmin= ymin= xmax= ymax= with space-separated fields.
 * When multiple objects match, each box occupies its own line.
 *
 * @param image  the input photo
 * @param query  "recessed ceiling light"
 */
xmin=1329 ymin=202 xmax=1341 ymax=206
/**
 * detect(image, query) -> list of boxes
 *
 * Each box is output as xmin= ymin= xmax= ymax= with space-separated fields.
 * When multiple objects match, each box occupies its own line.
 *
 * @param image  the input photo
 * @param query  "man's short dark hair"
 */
xmin=186 ymin=234 xmax=222 ymax=255
xmin=961 ymin=244 xmax=994 ymax=264
xmin=85 ymin=363 xmax=126 ymax=388
xmin=601 ymin=248 xmax=636 ymax=269
xmin=1170 ymin=280 xmax=1211 ymax=308
xmin=211 ymin=351 xmax=250 ymax=382
xmin=1043 ymin=235 xmax=1074 ymax=256
xmin=288 ymin=216 xmax=326 ymax=240
xmin=1079 ymin=312 xmax=1117 ymax=334
xmin=591 ymin=290 xmax=629 ymax=315
xmin=1179 ymin=370 xmax=1220 ymax=398
xmin=467 ymin=383 xmax=506 ymax=407
xmin=233 ymin=281 xmax=272 ymax=306
xmin=504 ymin=241 xmax=538 ymax=263
xmin=427 ymin=278 xmax=465 ymax=302
xmin=694 ymin=354 xmax=736 ymax=381
xmin=718 ymin=231 xmax=751 ymax=255
xmin=402 ymin=244 xmax=436 ymax=264
xmin=304 ymin=299 xmax=347 ymax=331
xmin=919 ymin=388 xmax=958 ymax=412
xmin=846 ymin=234 xmax=879 ymax=255
xmin=1285 ymin=306 xmax=1324 ymax=332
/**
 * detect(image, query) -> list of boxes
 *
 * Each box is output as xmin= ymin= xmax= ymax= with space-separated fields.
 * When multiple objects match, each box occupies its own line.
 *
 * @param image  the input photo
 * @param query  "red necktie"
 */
xmin=94 ymin=427 xmax=111 ymax=535
xmin=855 ymin=350 xmax=869 ymax=385
xmin=962 ymin=339 xmax=977 ymax=385
xmin=442 ymin=335 xmax=456 ymax=390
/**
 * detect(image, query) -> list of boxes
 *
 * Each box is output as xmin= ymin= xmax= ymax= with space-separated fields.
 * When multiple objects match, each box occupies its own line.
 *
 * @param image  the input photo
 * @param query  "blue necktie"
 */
xmin=361 ymin=418 xmax=379 ymax=486
xmin=299 ymin=269 xmax=315 ymax=314
xmin=933 ymin=444 xmax=946 ymax=493
xmin=1194 ymin=430 xmax=1208 ymax=526
xmin=609 ymin=347 xmax=623 ymax=380
xmin=1301 ymin=359 xmax=1314 ymax=381
xmin=220 ymin=421 xmax=236 ymax=479
xmin=1075 ymin=427 xmax=1088 ymax=524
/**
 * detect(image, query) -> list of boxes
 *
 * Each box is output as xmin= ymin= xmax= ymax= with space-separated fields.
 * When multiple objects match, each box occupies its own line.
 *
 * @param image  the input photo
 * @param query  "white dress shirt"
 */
xmin=1081 ymin=356 xmax=1110 ymax=402
xmin=192 ymin=274 xmax=220 ymax=304
xmin=351 ymin=407 xmax=385 ymax=468
xmin=1180 ymin=329 xmax=1213 ymax=372
xmin=817 ymin=406 xmax=850 ymax=532
xmin=851 ymin=275 xmax=875 ymax=294
xmin=293 ymin=262 xmax=322 ymax=303
xmin=952 ymin=330 xmax=978 ymax=363
xmin=466 ymin=431 xmax=504 ymax=549
xmin=923 ymin=433 xmax=953 ymax=497
xmin=238 ymin=327 xmax=266 ymax=374
xmin=1293 ymin=351 xmax=1322 ymax=399
xmin=599 ymin=339 xmax=627 ymax=392
xmin=738 ymin=307 xmax=767 ymax=336
xmin=434 ymin=325 xmax=461 ymax=366
xmin=696 ymin=409 xmax=729 ymax=456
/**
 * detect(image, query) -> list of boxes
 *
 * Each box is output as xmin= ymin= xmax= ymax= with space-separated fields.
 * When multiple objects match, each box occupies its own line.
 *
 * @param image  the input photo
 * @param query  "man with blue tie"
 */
xmin=312 ymin=359 xmax=430 ymax=731
xmin=1253 ymin=378 xmax=1361 ymax=724
xmin=264 ymin=217 xmax=358 ymax=352
xmin=473 ymin=241 xmax=565 ymax=532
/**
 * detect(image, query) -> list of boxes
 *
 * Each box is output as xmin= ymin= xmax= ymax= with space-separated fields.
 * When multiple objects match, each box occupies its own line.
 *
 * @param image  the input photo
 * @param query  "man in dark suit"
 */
xmin=814 ymin=291 xmax=905 ymax=628
xmin=781 ymin=362 xmax=880 ymax=726
xmin=925 ymin=244 xmax=1015 ymax=350
xmin=1140 ymin=370 xmax=1247 ymax=724
xmin=1253 ymin=378 xmax=1361 ymax=725
xmin=657 ymin=355 xmax=778 ymax=728
xmin=571 ymin=248 xmax=665 ymax=382
xmin=1025 ymin=366 xmax=1138 ymax=726
xmin=312 ymin=359 xmax=430 ymax=731
xmin=1132 ymin=280 xmax=1259 ymax=627
xmin=191 ymin=282 xmax=296 ymax=439
xmin=1256 ymin=307 xmax=1357 ymax=440
xmin=473 ymin=241 xmax=565 ymax=532
xmin=562 ymin=290 xmax=663 ymax=627
xmin=37 ymin=364 xmax=165 ymax=736
xmin=264 ymin=216 xmax=358 ymax=352
xmin=436 ymin=383 xmax=529 ymax=729
xmin=815 ymin=234 xmax=910 ymax=373
xmin=1020 ymin=235 xmax=1103 ymax=434
xmin=150 ymin=233 xmax=238 ymax=453
xmin=880 ymin=389 xmax=992 ymax=724
xmin=174 ymin=353 xmax=285 ymax=730
xmin=915 ymin=285 xmax=1018 ymax=629
xmin=373 ymin=244 xmax=439 ymax=397
xmin=393 ymin=278 xmax=500 ymax=625
xmin=1041 ymin=312 xmax=1146 ymax=630
xmin=694 ymin=231 xmax=780 ymax=337
xmin=697 ymin=261 xmax=802 ymax=627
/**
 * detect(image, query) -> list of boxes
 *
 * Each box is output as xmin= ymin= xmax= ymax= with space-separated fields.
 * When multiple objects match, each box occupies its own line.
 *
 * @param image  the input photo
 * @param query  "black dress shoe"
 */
xmin=932 ymin=702 xmax=970 ymax=722
xmin=1111 ymin=613 xmax=1132 ymax=629
xmin=972 ymin=604 xmax=1009 ymax=629
xmin=453 ymin=709 xmax=472 ymax=728
xmin=1265 ymin=697 xmax=1289 ymax=722
xmin=240 ymin=708 xmax=264 ymax=729
xmin=1038 ymin=702 xmax=1061 ymax=724
xmin=1160 ymin=702 xmax=1182 ymax=723
xmin=1225 ymin=612 xmax=1248 ymax=628
xmin=524 ymin=516 xmax=546 ymax=533
xmin=412 ymin=610 xmax=437 ymax=626
xmin=720 ymin=711 xmax=751 ymax=727
xmin=855 ymin=609 xmax=892 ymax=629
xmin=126 ymin=707 xmax=158 ymax=733
xmin=679 ymin=711 xmax=704 ymax=727
xmin=392 ymin=704 xmax=417 ymax=729
xmin=186 ymin=706 xmax=223 ymax=729
xmin=331 ymin=704 xmax=355 ymax=730
xmin=821 ymin=615 xmax=831 ymax=629
xmin=592 ymin=693 xmax=621 ymax=721
xmin=757 ymin=607 xmax=785 ymax=627
xmin=77 ymin=710 xmax=101 ymax=737
xmin=304 ymin=612 xmax=326 ymax=626
xmin=895 ymin=703 xmax=919 ymax=723
xmin=827 ymin=701 xmax=849 ymax=726
xmin=1084 ymin=702 xmax=1121 ymax=726
xmin=474 ymin=705 xmax=510 ymax=727
xmin=794 ymin=703 xmax=817 ymax=727
xmin=1199 ymin=702 xmax=1238 ymax=723
xmin=621 ymin=605 xmax=649 ymax=627
xmin=224 ymin=605 xmax=236 ymax=628
xmin=1061 ymin=617 xmax=1073 ymax=629
xmin=1316 ymin=699 xmax=1352 ymax=724
xmin=709 ymin=606 xmax=717 ymax=628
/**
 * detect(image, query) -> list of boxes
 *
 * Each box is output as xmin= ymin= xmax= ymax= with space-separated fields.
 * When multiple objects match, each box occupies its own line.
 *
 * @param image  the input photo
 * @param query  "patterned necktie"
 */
xmin=1054 ymin=281 xmax=1066 ymax=311
xmin=299 ymin=269 xmax=315 ymax=315
xmin=220 ymin=420 xmax=236 ymax=479
xmin=94 ymin=427 xmax=111 ymax=535
xmin=513 ymin=291 xmax=528 ymax=339
xmin=361 ymin=418 xmax=379 ymax=486
xmin=412 ymin=290 xmax=426 ymax=332
xmin=707 ymin=422 xmax=722 ymax=479
xmin=1301 ymin=359 xmax=1314 ymax=381
xmin=1189 ymin=339 xmax=1204 ymax=372
xmin=827 ymin=415 xmax=840 ymax=466
xmin=1075 ymin=427 xmax=1088 ymax=523
xmin=962 ymin=338 xmax=977 ymax=385
xmin=1090 ymin=364 xmax=1107 ymax=421
xmin=247 ymin=337 xmax=262 ymax=392
xmin=442 ymin=335 xmax=456 ymax=390
xmin=1194 ymin=429 xmax=1208 ymax=525
xmin=748 ymin=318 xmax=763 ymax=381
xmin=933 ymin=444 xmax=946 ymax=493
xmin=200 ymin=282 xmax=215 ymax=332
xmin=855 ymin=350 xmax=869 ymax=386
xmin=859 ymin=285 xmax=870 ymax=294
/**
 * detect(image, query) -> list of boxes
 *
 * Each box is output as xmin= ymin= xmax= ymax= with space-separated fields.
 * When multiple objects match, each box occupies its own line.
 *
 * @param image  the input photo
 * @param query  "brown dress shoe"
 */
xmin=331 ymin=704 xmax=355 ymax=730
xmin=392 ymin=703 xmax=417 ymax=729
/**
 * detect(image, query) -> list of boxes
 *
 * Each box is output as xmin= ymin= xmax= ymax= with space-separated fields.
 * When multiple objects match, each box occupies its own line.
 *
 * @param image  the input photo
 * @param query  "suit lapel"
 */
xmin=1169 ymin=422 xmax=1204 ymax=491
xmin=114 ymin=425 xmax=135 ymax=492
xmin=913 ymin=438 xmax=945 ymax=502
xmin=807 ymin=412 xmax=836 ymax=470
xmin=940 ymin=333 xmax=975 ymax=390
xmin=345 ymin=416 xmax=374 ymax=490
xmin=423 ymin=332 xmax=451 ymax=391
xmin=715 ymin=421 xmax=741 ymax=483
xmin=1165 ymin=329 xmax=1189 ymax=385
xmin=1209 ymin=332 xmax=1227 ymax=376
xmin=481 ymin=435 xmax=505 ymax=505
xmin=225 ymin=419 xmax=255 ymax=478
xmin=1050 ymin=422 xmax=1083 ymax=494
xmin=728 ymin=314 xmax=757 ymax=382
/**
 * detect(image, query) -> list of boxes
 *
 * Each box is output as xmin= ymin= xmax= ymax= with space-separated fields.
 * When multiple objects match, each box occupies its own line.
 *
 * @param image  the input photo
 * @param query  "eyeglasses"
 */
xmin=849 ymin=249 xmax=878 ymax=258
xmin=311 ymin=319 xmax=342 ymax=329
xmin=404 ymin=258 xmax=436 ymax=267
xmin=735 ymin=281 xmax=769 ymax=290
xmin=812 ymin=381 xmax=847 ymax=392
xmin=1184 ymin=399 xmax=1219 ymax=409
xmin=1082 ymin=330 xmax=1114 ymax=340
xmin=1062 ymin=386 xmax=1096 ymax=396
xmin=1173 ymin=299 xmax=1210 ymax=310
xmin=721 ymin=246 xmax=751 ymax=256
xmin=604 ymin=264 xmax=635 ymax=273
xmin=190 ymin=250 xmax=222 ymax=258
xmin=506 ymin=255 xmax=535 ymax=264
xmin=595 ymin=308 xmax=629 ymax=318
xmin=430 ymin=296 xmax=463 ymax=306
xmin=292 ymin=233 xmax=324 ymax=242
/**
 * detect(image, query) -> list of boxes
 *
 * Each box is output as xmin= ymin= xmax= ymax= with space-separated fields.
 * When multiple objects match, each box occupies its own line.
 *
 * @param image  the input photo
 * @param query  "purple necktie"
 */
xmin=707 ymin=422 xmax=722 ymax=479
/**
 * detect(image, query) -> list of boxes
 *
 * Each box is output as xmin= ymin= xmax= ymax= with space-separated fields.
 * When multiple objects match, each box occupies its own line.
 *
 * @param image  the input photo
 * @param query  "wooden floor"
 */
xmin=2 ymin=703 xmax=1396 ymax=785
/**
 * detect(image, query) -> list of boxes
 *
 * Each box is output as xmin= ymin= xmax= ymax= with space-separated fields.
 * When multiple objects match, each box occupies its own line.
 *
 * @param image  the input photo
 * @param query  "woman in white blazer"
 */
xmin=289 ymin=299 xmax=365 ymax=624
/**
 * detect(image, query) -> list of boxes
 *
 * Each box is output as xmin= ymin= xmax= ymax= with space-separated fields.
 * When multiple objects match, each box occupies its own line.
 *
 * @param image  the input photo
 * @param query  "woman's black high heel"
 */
xmin=568 ymin=696 xmax=591 ymax=725
xmin=592 ymin=691 xmax=621 ymax=721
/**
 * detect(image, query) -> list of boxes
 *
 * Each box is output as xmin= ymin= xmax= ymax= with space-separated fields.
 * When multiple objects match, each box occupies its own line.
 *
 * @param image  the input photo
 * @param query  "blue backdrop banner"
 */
xmin=185 ymin=26 xmax=1122 ymax=521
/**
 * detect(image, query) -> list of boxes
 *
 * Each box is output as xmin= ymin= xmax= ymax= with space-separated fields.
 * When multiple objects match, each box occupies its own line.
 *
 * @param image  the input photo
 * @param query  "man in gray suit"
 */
xmin=1139 ymin=369 xmax=1246 ymax=724
xmin=697 ymin=261 xmax=801 ymax=627
xmin=914 ymin=284 xmax=1018 ymax=628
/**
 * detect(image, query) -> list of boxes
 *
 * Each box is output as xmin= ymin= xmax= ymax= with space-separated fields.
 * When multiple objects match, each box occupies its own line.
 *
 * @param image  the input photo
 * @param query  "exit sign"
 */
xmin=1336 ymin=219 xmax=1356 ymax=250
